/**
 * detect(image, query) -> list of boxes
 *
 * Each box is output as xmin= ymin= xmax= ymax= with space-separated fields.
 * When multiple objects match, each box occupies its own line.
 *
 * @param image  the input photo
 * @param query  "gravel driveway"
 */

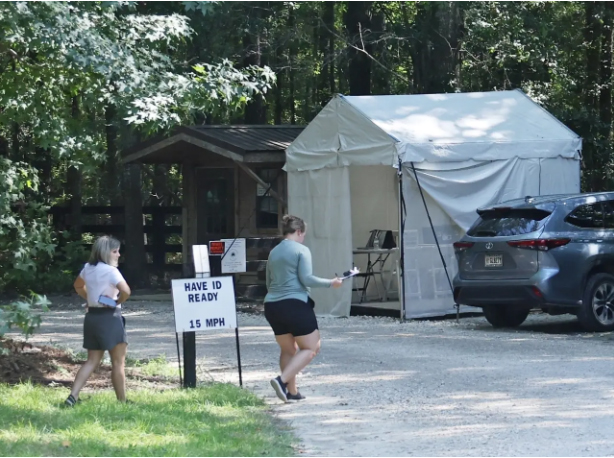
xmin=13 ymin=300 xmax=614 ymax=457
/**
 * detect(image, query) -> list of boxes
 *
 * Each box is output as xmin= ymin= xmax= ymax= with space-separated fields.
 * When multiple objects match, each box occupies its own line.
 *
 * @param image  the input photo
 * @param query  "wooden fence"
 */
xmin=49 ymin=206 xmax=284 ymax=299
xmin=49 ymin=205 xmax=183 ymax=275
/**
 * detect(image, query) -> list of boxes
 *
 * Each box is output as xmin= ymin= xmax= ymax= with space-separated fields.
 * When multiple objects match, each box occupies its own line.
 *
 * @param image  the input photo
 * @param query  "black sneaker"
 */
xmin=270 ymin=376 xmax=288 ymax=402
xmin=287 ymin=391 xmax=305 ymax=401
xmin=63 ymin=394 xmax=78 ymax=408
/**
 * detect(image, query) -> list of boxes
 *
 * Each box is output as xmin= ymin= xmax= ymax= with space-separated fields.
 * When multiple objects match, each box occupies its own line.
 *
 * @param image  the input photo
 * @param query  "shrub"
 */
xmin=0 ymin=293 xmax=51 ymax=341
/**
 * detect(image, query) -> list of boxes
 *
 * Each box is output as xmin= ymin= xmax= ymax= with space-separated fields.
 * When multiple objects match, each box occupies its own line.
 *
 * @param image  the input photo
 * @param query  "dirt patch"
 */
xmin=0 ymin=337 xmax=175 ymax=389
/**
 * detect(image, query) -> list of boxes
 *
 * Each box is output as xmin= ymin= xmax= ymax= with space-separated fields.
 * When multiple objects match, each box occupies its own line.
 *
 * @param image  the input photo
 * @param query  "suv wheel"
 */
xmin=578 ymin=273 xmax=614 ymax=332
xmin=482 ymin=306 xmax=530 ymax=328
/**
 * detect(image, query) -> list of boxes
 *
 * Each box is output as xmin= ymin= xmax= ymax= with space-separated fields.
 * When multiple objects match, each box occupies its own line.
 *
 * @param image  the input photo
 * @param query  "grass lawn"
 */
xmin=0 ymin=382 xmax=295 ymax=457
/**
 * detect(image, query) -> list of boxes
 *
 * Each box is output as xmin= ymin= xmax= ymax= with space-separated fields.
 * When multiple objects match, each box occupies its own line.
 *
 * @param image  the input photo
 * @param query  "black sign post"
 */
xmin=182 ymin=252 xmax=206 ymax=389
xmin=211 ymin=241 xmax=243 ymax=388
xmin=235 ymin=321 xmax=243 ymax=388
xmin=180 ymin=259 xmax=197 ymax=389
xmin=182 ymin=331 xmax=196 ymax=388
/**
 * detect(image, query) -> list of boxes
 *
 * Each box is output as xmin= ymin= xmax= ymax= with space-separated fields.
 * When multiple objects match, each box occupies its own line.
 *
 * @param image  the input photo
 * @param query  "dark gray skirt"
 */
xmin=83 ymin=308 xmax=127 ymax=351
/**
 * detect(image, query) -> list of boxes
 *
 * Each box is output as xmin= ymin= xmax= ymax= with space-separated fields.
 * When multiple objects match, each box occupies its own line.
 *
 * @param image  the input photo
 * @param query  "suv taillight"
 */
xmin=507 ymin=238 xmax=570 ymax=251
xmin=453 ymin=241 xmax=475 ymax=252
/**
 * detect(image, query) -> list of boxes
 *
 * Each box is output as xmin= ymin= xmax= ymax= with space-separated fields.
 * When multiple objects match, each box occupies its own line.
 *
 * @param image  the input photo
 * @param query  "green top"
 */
xmin=264 ymin=239 xmax=332 ymax=303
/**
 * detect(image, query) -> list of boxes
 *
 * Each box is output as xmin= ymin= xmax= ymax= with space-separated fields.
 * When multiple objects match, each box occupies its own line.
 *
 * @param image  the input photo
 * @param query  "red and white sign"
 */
xmin=209 ymin=241 xmax=225 ymax=256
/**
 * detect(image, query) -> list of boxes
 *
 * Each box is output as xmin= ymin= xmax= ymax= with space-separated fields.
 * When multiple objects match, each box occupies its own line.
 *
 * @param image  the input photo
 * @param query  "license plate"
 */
xmin=485 ymin=254 xmax=503 ymax=267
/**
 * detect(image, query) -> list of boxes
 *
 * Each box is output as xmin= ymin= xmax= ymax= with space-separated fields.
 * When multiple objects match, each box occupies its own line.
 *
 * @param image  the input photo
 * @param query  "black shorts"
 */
xmin=83 ymin=308 xmax=127 ymax=351
xmin=264 ymin=298 xmax=319 ymax=337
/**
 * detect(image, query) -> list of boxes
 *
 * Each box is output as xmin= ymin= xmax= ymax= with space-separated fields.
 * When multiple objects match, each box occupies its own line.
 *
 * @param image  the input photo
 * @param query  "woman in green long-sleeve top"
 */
xmin=265 ymin=214 xmax=342 ymax=402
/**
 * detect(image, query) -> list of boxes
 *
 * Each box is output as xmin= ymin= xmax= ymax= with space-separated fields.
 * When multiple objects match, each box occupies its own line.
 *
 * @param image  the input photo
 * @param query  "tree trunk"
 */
xmin=31 ymin=147 xmax=53 ymax=203
xmin=410 ymin=2 xmax=465 ymax=94
xmin=66 ymin=166 xmax=82 ymax=238
xmin=318 ymin=2 xmax=336 ymax=103
xmin=243 ymin=4 xmax=268 ymax=124
xmin=0 ymin=134 xmax=8 ymax=158
xmin=67 ymin=96 xmax=82 ymax=238
xmin=324 ymin=2 xmax=336 ymax=95
xmin=303 ymin=73 xmax=312 ymax=120
xmin=288 ymin=5 xmax=297 ymax=124
xmin=401 ymin=2 xmax=414 ymax=93
xmin=584 ymin=2 xmax=602 ymax=191
xmin=105 ymin=104 xmax=122 ymax=208
xmin=313 ymin=10 xmax=320 ymax=106
xmin=11 ymin=123 xmax=20 ymax=161
xmin=345 ymin=1 xmax=372 ymax=96
xmin=370 ymin=6 xmax=388 ymax=94
xmin=599 ymin=2 xmax=614 ymax=191
xmin=274 ymin=39 xmax=284 ymax=124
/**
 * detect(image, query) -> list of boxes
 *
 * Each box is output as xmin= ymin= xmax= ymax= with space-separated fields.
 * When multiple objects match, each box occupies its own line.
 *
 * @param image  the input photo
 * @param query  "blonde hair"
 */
xmin=88 ymin=236 xmax=121 ymax=266
xmin=281 ymin=215 xmax=306 ymax=235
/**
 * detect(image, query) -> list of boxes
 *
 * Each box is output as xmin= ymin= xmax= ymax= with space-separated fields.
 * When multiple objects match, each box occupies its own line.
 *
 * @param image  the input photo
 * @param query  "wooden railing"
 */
xmin=49 ymin=206 xmax=283 ymax=299
xmin=49 ymin=205 xmax=183 ymax=275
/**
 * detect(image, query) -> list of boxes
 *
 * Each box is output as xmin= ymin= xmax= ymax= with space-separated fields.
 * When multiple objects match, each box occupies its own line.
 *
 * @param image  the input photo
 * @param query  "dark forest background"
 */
xmin=1 ymin=1 xmax=612 ymax=293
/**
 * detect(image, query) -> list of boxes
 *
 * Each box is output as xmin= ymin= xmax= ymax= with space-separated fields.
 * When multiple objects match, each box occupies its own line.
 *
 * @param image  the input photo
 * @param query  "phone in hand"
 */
xmin=340 ymin=267 xmax=360 ymax=280
xmin=98 ymin=295 xmax=117 ymax=308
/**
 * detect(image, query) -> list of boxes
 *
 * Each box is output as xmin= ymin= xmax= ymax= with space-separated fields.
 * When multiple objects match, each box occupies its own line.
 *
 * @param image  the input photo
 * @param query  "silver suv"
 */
xmin=453 ymin=192 xmax=614 ymax=331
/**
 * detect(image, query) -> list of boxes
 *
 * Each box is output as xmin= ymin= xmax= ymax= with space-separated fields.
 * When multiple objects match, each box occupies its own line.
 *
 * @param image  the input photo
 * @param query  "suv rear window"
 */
xmin=467 ymin=208 xmax=552 ymax=237
xmin=565 ymin=203 xmax=604 ymax=228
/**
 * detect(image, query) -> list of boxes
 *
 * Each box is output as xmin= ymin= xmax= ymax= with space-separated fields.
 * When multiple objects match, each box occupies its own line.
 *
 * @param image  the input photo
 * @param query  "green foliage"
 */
xmin=0 ymin=159 xmax=55 ymax=292
xmin=34 ymin=235 xmax=89 ymax=293
xmin=0 ymin=293 xmax=51 ymax=341
xmin=4 ymin=1 xmax=614 ymax=292
xmin=125 ymin=355 xmax=180 ymax=378
xmin=0 ymin=1 xmax=275 ymax=293
xmin=0 ymin=1 xmax=275 ymax=160
xmin=124 ymin=59 xmax=276 ymax=134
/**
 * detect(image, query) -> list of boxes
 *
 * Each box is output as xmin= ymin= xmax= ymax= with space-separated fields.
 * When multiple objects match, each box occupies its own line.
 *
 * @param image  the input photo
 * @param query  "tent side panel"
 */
xmin=402 ymin=169 xmax=466 ymax=319
xmin=409 ymin=158 xmax=543 ymax=232
xmin=401 ymin=157 xmax=580 ymax=319
xmin=538 ymin=158 xmax=581 ymax=195
xmin=287 ymin=168 xmax=353 ymax=316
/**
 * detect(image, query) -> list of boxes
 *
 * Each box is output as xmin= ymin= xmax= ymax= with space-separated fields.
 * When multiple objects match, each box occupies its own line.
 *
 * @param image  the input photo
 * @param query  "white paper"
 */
xmin=220 ymin=238 xmax=247 ymax=273
xmin=171 ymin=276 xmax=237 ymax=332
xmin=340 ymin=267 xmax=360 ymax=281
xmin=192 ymin=245 xmax=210 ymax=275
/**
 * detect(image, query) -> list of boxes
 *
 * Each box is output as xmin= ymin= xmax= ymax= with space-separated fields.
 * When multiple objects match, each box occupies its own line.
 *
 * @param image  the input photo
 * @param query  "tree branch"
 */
xmin=320 ymin=18 xmax=410 ymax=85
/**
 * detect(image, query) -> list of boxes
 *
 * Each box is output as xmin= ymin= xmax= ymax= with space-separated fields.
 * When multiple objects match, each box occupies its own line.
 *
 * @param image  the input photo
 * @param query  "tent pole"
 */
xmin=409 ymin=162 xmax=460 ymax=323
xmin=397 ymin=159 xmax=406 ymax=321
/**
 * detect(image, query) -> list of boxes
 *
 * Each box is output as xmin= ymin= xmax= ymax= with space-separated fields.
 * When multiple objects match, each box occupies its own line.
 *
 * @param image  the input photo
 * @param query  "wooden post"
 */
xmin=123 ymin=163 xmax=147 ymax=287
xmin=151 ymin=207 xmax=166 ymax=275
xmin=182 ymin=164 xmax=197 ymax=278
xmin=67 ymin=166 xmax=82 ymax=239
xmin=234 ymin=164 xmax=240 ymax=236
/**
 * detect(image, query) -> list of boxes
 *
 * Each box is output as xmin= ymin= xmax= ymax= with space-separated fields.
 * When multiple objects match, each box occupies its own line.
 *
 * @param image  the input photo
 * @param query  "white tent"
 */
xmin=285 ymin=89 xmax=582 ymax=319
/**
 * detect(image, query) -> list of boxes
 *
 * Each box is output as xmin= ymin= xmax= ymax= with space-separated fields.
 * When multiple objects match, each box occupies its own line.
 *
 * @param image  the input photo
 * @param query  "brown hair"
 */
xmin=281 ymin=215 xmax=306 ymax=235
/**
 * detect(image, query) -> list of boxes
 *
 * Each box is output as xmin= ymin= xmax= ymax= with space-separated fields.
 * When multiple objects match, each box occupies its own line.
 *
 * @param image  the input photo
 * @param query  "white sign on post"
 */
xmin=220 ymin=238 xmax=246 ymax=273
xmin=171 ymin=276 xmax=237 ymax=333
xmin=192 ymin=245 xmax=210 ymax=277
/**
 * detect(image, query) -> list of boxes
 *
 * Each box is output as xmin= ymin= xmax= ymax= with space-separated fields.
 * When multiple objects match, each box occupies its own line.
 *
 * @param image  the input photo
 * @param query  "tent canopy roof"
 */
xmin=285 ymin=90 xmax=582 ymax=171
